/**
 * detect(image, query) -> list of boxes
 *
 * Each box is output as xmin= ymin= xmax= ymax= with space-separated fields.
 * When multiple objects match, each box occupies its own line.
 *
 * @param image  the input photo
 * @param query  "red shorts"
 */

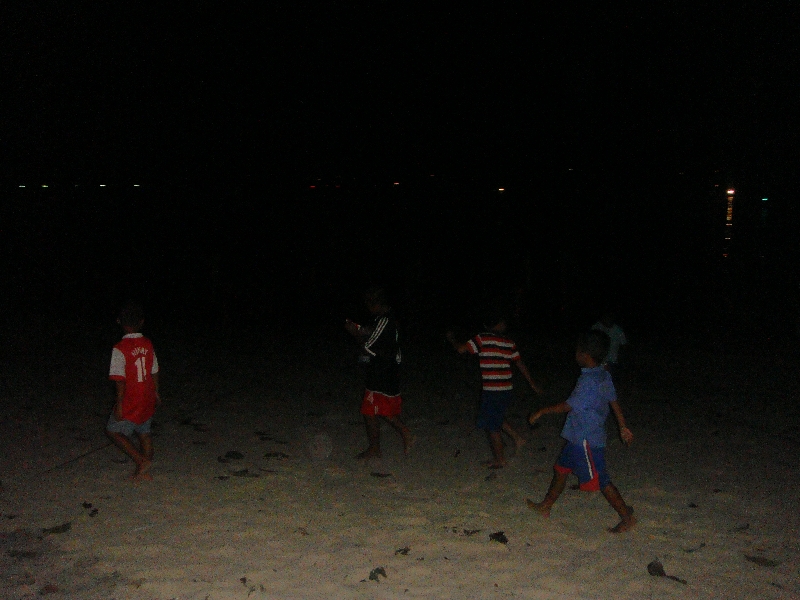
xmin=360 ymin=390 xmax=402 ymax=417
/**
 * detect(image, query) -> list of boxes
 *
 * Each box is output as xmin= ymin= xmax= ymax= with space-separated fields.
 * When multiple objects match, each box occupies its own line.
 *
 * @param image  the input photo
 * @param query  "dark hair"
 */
xmin=577 ymin=330 xmax=610 ymax=364
xmin=118 ymin=301 xmax=144 ymax=328
xmin=364 ymin=285 xmax=389 ymax=307
xmin=482 ymin=300 xmax=507 ymax=330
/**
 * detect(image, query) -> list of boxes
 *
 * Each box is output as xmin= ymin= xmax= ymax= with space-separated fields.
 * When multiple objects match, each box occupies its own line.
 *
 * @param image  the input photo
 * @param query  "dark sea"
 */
xmin=1 ymin=171 xmax=798 ymax=355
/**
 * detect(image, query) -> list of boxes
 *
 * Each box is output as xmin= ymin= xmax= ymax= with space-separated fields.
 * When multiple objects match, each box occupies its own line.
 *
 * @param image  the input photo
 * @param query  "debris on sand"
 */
xmin=218 ymin=451 xmax=245 ymax=463
xmin=368 ymin=567 xmax=387 ymax=582
xmin=370 ymin=472 xmax=392 ymax=478
xmin=395 ymin=547 xmax=410 ymax=555
xmin=230 ymin=469 xmax=259 ymax=478
xmin=264 ymin=452 xmax=290 ymax=459
xmin=489 ymin=531 xmax=508 ymax=544
xmin=744 ymin=555 xmax=780 ymax=567
xmin=647 ymin=559 xmax=687 ymax=584
xmin=42 ymin=522 xmax=71 ymax=535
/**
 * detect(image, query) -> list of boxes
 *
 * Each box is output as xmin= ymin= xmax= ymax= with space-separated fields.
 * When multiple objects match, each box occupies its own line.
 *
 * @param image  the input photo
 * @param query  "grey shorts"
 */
xmin=106 ymin=414 xmax=152 ymax=437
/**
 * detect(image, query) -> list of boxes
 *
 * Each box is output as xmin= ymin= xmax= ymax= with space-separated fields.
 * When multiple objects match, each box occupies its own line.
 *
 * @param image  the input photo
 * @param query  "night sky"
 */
xmin=3 ymin=4 xmax=799 ymax=340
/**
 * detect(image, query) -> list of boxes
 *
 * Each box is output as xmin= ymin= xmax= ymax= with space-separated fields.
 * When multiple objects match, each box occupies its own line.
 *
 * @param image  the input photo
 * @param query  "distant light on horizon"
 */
xmin=19 ymin=185 xmax=25 ymax=188
xmin=134 ymin=184 xmax=140 ymax=187
xmin=41 ymin=184 xmax=48 ymax=188
xmin=100 ymin=184 xmax=106 ymax=187
xmin=498 ymin=188 xmax=505 ymax=192
xmin=762 ymin=197 xmax=768 ymax=202
xmin=727 ymin=189 xmax=735 ymax=195
xmin=393 ymin=182 xmax=399 ymax=186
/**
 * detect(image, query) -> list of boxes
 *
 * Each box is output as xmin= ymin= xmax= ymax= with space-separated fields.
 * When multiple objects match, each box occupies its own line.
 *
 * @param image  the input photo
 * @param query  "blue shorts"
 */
xmin=476 ymin=390 xmax=512 ymax=432
xmin=107 ymin=414 xmax=152 ymax=437
xmin=555 ymin=441 xmax=610 ymax=491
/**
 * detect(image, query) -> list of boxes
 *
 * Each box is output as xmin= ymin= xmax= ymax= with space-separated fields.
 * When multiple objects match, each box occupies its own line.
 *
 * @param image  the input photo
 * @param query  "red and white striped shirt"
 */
xmin=467 ymin=333 xmax=520 ymax=391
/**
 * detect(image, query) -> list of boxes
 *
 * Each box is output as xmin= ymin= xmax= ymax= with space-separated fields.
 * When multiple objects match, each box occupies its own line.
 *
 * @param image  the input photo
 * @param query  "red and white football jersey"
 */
xmin=109 ymin=333 xmax=159 ymax=424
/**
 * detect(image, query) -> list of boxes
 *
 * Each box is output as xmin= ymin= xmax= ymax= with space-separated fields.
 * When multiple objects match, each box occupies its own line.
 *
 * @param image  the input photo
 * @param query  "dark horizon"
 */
xmin=2 ymin=166 xmax=797 ymax=350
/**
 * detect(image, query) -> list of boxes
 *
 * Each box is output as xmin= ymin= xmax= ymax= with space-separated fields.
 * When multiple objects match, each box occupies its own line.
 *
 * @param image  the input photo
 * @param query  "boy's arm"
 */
xmin=445 ymin=331 xmax=471 ymax=354
xmin=113 ymin=381 xmax=126 ymax=420
xmin=152 ymin=372 xmax=161 ymax=406
xmin=515 ymin=360 xmax=543 ymax=395
xmin=528 ymin=401 xmax=571 ymax=425
xmin=345 ymin=319 xmax=363 ymax=338
xmin=610 ymin=400 xmax=633 ymax=445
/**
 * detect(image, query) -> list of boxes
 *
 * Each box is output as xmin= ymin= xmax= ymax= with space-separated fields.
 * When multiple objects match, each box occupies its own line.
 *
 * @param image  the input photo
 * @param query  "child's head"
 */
xmin=364 ymin=286 xmax=390 ymax=315
xmin=599 ymin=310 xmax=617 ymax=328
xmin=576 ymin=330 xmax=610 ymax=367
xmin=117 ymin=300 xmax=145 ymax=333
xmin=482 ymin=303 xmax=508 ymax=333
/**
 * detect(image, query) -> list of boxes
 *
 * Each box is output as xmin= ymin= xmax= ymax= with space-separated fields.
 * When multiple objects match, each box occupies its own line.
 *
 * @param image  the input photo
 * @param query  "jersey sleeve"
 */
xmin=466 ymin=336 xmax=479 ymax=354
xmin=151 ymin=350 xmax=159 ymax=374
xmin=109 ymin=347 xmax=126 ymax=380
xmin=510 ymin=342 xmax=521 ymax=362
xmin=363 ymin=316 xmax=389 ymax=356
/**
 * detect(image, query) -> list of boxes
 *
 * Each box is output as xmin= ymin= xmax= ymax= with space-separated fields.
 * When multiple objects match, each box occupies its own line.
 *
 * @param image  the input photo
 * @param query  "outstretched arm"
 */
xmin=446 ymin=331 xmax=471 ymax=354
xmin=528 ymin=401 xmax=571 ymax=425
xmin=610 ymin=400 xmax=633 ymax=445
xmin=515 ymin=361 xmax=543 ymax=395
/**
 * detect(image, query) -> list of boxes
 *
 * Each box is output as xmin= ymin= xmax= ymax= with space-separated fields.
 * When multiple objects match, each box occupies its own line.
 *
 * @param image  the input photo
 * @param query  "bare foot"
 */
xmin=401 ymin=429 xmax=415 ymax=455
xmin=526 ymin=498 xmax=551 ymax=517
xmin=130 ymin=459 xmax=153 ymax=482
xmin=608 ymin=507 xmax=636 ymax=533
xmin=356 ymin=448 xmax=381 ymax=460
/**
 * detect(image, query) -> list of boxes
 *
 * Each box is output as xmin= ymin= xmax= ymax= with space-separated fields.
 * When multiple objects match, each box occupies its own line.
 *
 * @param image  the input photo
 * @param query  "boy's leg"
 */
xmin=487 ymin=430 xmax=506 ymax=468
xmin=106 ymin=430 xmax=151 ymax=479
xmin=526 ymin=468 xmax=568 ymax=516
xmin=502 ymin=420 xmax=526 ymax=455
xmin=357 ymin=414 xmax=381 ymax=459
xmin=602 ymin=483 xmax=636 ymax=533
xmin=134 ymin=432 xmax=154 ymax=480
xmin=384 ymin=415 xmax=414 ymax=455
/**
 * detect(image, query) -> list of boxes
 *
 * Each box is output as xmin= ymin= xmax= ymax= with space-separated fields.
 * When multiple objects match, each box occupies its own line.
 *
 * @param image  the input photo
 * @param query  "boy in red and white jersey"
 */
xmin=448 ymin=310 xmax=541 ymax=468
xmin=106 ymin=301 xmax=160 ymax=481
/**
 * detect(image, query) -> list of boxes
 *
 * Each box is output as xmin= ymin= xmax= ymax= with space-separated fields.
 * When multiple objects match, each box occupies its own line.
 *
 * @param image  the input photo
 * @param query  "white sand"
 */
xmin=1 ymin=332 xmax=798 ymax=599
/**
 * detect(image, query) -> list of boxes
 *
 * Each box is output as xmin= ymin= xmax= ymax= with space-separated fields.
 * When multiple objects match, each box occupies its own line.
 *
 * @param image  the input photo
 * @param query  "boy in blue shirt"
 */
xmin=526 ymin=330 xmax=636 ymax=533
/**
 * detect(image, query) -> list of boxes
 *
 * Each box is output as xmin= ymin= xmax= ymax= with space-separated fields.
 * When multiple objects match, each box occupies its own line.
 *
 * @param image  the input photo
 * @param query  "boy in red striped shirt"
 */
xmin=447 ymin=312 xmax=541 ymax=468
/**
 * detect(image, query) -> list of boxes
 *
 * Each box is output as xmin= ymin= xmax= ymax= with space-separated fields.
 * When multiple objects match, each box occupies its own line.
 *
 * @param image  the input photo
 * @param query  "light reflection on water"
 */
xmin=722 ymin=189 xmax=734 ymax=257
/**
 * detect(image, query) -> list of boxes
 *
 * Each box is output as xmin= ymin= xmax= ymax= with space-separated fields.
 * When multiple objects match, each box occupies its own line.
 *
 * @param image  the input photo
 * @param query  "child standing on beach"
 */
xmin=526 ymin=330 xmax=635 ymax=533
xmin=345 ymin=287 xmax=413 ymax=459
xmin=106 ymin=301 xmax=161 ymax=481
xmin=447 ymin=311 xmax=542 ymax=469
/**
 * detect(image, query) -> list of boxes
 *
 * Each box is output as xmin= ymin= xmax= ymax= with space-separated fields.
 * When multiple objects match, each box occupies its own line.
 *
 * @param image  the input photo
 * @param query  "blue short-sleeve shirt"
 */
xmin=561 ymin=367 xmax=617 ymax=447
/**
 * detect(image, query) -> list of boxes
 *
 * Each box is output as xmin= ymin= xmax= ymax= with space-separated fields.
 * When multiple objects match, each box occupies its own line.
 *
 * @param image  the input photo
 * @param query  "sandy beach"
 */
xmin=1 ymin=321 xmax=798 ymax=599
